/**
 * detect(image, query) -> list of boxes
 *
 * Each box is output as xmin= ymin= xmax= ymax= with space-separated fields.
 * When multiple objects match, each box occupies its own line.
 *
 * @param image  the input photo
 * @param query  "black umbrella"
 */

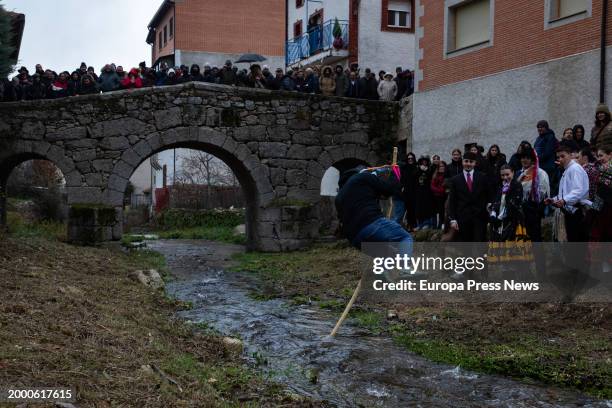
xmin=234 ymin=53 xmax=267 ymax=64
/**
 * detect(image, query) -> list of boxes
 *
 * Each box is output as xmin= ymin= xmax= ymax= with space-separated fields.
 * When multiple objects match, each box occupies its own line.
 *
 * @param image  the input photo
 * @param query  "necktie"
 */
xmin=466 ymin=172 xmax=473 ymax=192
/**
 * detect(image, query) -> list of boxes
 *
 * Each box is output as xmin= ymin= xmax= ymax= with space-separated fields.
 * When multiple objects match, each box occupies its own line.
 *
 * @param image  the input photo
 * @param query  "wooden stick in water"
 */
xmin=329 ymin=147 xmax=399 ymax=337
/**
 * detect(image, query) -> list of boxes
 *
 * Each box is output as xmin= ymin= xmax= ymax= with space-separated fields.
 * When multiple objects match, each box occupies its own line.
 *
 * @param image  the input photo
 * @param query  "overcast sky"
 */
xmin=4 ymin=0 xmax=161 ymax=75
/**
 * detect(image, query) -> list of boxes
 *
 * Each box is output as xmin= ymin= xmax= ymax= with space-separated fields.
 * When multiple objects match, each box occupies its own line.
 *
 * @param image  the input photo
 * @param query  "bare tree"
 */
xmin=177 ymin=151 xmax=238 ymax=187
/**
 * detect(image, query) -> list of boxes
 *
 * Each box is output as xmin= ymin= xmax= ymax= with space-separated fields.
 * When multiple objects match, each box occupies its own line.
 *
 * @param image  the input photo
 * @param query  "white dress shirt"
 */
xmin=553 ymin=160 xmax=589 ymax=213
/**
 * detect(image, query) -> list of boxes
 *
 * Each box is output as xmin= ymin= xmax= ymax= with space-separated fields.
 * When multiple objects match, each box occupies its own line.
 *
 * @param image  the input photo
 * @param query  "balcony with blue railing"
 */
xmin=286 ymin=19 xmax=349 ymax=67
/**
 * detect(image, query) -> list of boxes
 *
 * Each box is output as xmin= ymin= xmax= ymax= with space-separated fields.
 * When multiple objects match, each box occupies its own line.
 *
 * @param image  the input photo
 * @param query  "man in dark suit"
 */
xmin=448 ymin=152 xmax=492 ymax=242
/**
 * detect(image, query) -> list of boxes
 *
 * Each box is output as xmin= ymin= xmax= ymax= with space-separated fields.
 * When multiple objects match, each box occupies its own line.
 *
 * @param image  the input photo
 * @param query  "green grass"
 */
xmin=156 ymin=226 xmax=246 ymax=245
xmin=349 ymin=309 xmax=385 ymax=334
xmin=6 ymin=211 xmax=66 ymax=241
xmin=391 ymin=325 xmax=612 ymax=399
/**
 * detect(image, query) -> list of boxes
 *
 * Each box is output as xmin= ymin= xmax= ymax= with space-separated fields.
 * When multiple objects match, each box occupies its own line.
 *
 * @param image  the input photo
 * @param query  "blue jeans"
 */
xmin=352 ymin=217 xmax=413 ymax=254
xmin=391 ymin=195 xmax=406 ymax=224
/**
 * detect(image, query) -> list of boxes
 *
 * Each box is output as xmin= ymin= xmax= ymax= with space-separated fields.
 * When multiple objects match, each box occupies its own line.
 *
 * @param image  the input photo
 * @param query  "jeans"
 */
xmin=352 ymin=217 xmax=413 ymax=254
xmin=391 ymin=195 xmax=406 ymax=224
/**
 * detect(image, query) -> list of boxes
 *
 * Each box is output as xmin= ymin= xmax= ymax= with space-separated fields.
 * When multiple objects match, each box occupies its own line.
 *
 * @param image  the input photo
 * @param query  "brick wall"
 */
xmin=418 ymin=0 xmax=612 ymax=92
xmin=174 ymin=0 xmax=285 ymax=57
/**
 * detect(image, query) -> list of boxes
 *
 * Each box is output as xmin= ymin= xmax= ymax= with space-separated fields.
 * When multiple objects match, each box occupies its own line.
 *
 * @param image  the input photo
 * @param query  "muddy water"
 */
xmin=148 ymin=240 xmax=610 ymax=408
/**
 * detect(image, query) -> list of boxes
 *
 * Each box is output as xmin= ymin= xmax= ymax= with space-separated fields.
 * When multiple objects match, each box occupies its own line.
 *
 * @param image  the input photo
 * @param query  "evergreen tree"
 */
xmin=0 ymin=3 xmax=16 ymax=78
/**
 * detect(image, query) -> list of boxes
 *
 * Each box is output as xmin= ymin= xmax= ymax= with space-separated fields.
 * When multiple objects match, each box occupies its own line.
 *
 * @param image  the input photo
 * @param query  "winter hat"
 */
xmin=417 ymin=155 xmax=431 ymax=166
xmin=80 ymin=62 xmax=87 ymax=69
xmin=384 ymin=73 xmax=393 ymax=79
xmin=263 ymin=65 xmax=269 ymax=70
xmin=463 ymin=152 xmax=478 ymax=161
xmin=225 ymin=60 xmax=232 ymax=66
xmin=596 ymin=103 xmax=610 ymax=115
xmin=464 ymin=142 xmax=478 ymax=152
xmin=168 ymin=68 xmax=176 ymax=75
xmin=537 ymin=120 xmax=550 ymax=129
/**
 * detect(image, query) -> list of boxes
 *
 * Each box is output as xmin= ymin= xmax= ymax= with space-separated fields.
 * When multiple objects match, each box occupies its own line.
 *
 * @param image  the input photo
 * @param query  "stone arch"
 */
xmin=105 ymin=127 xmax=272 ymax=250
xmin=0 ymin=144 xmax=77 ymax=227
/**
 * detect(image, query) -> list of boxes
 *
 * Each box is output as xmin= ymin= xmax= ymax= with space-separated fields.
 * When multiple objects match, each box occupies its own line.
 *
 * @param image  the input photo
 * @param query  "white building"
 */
xmin=286 ymin=0 xmax=416 ymax=74
xmin=128 ymin=154 xmax=162 ymax=207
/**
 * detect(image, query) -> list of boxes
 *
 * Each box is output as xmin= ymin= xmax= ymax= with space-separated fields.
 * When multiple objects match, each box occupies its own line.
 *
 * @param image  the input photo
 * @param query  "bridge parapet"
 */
xmin=0 ymin=82 xmax=409 ymax=251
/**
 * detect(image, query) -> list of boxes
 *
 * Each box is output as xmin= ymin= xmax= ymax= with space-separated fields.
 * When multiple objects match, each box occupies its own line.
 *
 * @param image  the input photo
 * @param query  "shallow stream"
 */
xmin=148 ymin=239 xmax=610 ymax=408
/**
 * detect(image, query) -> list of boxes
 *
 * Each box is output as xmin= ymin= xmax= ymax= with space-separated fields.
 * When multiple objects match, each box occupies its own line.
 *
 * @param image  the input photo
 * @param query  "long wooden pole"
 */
xmin=330 ymin=147 xmax=398 ymax=337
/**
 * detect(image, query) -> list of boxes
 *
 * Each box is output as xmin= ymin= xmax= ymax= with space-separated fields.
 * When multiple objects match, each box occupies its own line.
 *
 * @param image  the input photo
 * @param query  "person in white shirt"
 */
xmin=545 ymin=146 xmax=590 ymax=241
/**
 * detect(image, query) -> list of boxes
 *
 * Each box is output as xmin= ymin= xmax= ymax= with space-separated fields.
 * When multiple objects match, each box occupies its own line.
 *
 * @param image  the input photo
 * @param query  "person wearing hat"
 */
xmin=591 ymin=103 xmax=611 ymax=150
xmin=447 ymin=151 xmax=493 ymax=242
xmin=377 ymin=72 xmax=398 ymax=101
xmin=516 ymin=147 xmax=550 ymax=241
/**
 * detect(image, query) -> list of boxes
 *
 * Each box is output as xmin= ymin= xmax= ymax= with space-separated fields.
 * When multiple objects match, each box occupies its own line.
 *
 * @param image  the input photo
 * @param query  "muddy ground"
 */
xmin=0 ymin=234 xmax=326 ymax=407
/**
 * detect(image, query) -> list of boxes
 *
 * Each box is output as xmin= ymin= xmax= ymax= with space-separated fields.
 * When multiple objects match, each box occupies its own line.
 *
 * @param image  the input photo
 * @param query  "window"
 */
xmin=169 ymin=17 xmax=174 ymax=38
xmin=550 ymin=0 xmax=587 ymax=20
xmin=294 ymin=20 xmax=303 ymax=38
xmin=296 ymin=0 xmax=304 ymax=8
xmin=545 ymin=0 xmax=591 ymax=29
xmin=381 ymin=0 xmax=414 ymax=32
xmin=159 ymin=32 xmax=162 ymax=50
xmin=163 ymin=25 xmax=167 ymax=45
xmin=446 ymin=0 xmax=492 ymax=55
xmin=387 ymin=0 xmax=411 ymax=28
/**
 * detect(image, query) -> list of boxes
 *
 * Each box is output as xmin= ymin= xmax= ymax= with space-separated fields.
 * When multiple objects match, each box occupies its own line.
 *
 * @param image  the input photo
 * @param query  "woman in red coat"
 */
xmin=121 ymin=68 xmax=143 ymax=89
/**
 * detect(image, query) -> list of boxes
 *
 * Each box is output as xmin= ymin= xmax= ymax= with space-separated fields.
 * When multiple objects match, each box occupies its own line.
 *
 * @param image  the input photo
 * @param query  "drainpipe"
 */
xmin=601 ymin=0 xmax=608 ymax=103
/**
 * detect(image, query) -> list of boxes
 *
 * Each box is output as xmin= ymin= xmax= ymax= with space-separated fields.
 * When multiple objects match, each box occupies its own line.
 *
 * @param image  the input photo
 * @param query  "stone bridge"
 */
xmin=0 ymin=82 xmax=408 ymax=251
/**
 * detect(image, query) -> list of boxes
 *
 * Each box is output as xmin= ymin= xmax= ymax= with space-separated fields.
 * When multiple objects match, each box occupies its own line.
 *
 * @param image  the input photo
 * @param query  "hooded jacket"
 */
xmin=189 ymin=65 xmax=204 ymax=82
xmin=98 ymin=69 xmax=121 ymax=92
xmin=534 ymin=128 xmax=558 ymax=174
xmin=121 ymin=68 xmax=143 ymax=89
xmin=319 ymin=66 xmax=336 ymax=96
xmin=377 ymin=78 xmax=397 ymax=101
xmin=591 ymin=104 xmax=612 ymax=150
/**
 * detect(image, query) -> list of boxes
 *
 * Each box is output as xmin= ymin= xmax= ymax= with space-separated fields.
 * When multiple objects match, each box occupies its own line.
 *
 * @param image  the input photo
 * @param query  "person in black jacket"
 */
xmin=358 ymin=69 xmax=378 ymax=100
xmin=414 ymin=156 xmax=434 ymax=229
xmin=401 ymin=152 xmax=417 ymax=230
xmin=335 ymin=166 xmax=412 ymax=249
xmin=346 ymin=71 xmax=361 ymax=98
xmin=448 ymin=152 xmax=493 ymax=242
xmin=446 ymin=148 xmax=463 ymax=179
xmin=489 ymin=165 xmax=523 ymax=241
xmin=188 ymin=64 xmax=204 ymax=82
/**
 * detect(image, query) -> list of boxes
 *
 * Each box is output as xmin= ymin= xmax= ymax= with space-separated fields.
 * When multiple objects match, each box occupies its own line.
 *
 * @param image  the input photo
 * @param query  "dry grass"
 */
xmin=0 ymin=234 xmax=322 ymax=407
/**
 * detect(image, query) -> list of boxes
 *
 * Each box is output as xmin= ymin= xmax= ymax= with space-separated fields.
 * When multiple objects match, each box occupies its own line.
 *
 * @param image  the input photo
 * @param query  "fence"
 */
xmin=154 ymin=184 xmax=244 ymax=211
xmin=286 ymin=19 xmax=349 ymax=66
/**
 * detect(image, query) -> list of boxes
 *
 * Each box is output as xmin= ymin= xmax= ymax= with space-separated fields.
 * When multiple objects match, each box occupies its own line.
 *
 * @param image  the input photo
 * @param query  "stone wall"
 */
xmin=0 ymin=82 xmax=405 ymax=251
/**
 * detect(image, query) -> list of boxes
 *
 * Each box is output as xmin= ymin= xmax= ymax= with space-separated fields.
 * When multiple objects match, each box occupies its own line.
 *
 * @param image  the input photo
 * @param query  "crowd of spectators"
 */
xmin=395 ymin=106 xmax=611 ymax=244
xmin=0 ymin=60 xmax=413 ymax=102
